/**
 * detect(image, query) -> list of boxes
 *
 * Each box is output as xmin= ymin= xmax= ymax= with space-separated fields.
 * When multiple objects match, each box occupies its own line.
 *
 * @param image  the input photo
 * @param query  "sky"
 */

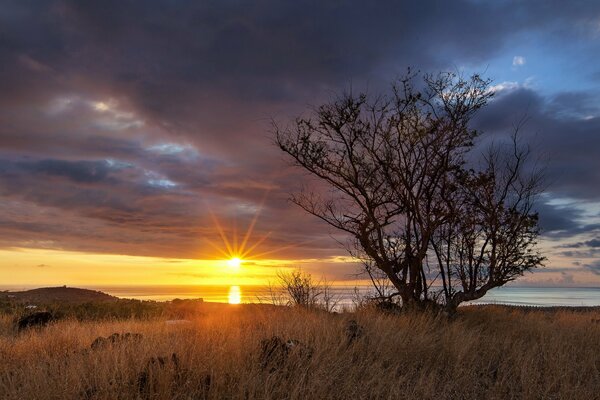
xmin=1 ymin=0 xmax=600 ymax=288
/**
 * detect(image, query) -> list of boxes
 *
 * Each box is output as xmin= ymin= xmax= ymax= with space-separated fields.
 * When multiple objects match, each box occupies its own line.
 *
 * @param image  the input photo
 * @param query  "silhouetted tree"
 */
xmin=275 ymin=71 xmax=544 ymax=313
xmin=274 ymin=268 xmax=339 ymax=311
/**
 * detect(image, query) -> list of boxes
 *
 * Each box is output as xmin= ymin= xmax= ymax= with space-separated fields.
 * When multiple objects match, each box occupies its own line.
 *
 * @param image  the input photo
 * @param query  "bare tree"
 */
xmin=274 ymin=268 xmax=340 ymax=312
xmin=275 ymin=71 xmax=544 ymax=313
xmin=430 ymin=131 xmax=545 ymax=311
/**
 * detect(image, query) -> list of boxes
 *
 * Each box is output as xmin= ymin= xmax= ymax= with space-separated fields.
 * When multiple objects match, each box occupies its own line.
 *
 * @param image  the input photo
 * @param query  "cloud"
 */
xmin=536 ymin=202 xmax=582 ymax=233
xmin=475 ymin=87 xmax=600 ymax=201
xmin=0 ymin=0 xmax=600 ymax=264
xmin=16 ymin=159 xmax=117 ymax=183
xmin=512 ymin=55 xmax=526 ymax=66
xmin=560 ymin=238 xmax=600 ymax=248
xmin=489 ymin=81 xmax=521 ymax=94
xmin=560 ymin=249 xmax=600 ymax=259
xmin=546 ymin=91 xmax=600 ymax=120
xmin=584 ymin=261 xmax=600 ymax=275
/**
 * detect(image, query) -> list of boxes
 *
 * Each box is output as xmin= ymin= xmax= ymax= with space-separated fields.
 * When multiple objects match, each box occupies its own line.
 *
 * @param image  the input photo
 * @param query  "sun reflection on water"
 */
xmin=228 ymin=285 xmax=241 ymax=304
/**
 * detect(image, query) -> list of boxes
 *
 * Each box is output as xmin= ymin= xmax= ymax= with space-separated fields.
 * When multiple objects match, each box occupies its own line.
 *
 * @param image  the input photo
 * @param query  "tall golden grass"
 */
xmin=1 ymin=304 xmax=599 ymax=399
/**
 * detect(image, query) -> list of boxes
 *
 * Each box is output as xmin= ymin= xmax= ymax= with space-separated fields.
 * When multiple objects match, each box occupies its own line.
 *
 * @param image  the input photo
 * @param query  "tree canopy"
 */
xmin=276 ymin=71 xmax=545 ymax=313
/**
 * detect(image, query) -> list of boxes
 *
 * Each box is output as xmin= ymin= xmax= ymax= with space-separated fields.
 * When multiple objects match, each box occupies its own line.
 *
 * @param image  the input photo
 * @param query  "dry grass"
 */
xmin=1 ymin=304 xmax=599 ymax=399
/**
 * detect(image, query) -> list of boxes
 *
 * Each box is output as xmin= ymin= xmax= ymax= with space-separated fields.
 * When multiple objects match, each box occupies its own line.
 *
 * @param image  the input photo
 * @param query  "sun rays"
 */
xmin=204 ymin=192 xmax=314 ymax=267
xmin=205 ymin=196 xmax=272 ymax=266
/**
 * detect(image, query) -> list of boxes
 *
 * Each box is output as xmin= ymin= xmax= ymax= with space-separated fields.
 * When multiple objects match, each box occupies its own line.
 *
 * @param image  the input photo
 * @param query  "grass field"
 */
xmin=1 ymin=304 xmax=599 ymax=399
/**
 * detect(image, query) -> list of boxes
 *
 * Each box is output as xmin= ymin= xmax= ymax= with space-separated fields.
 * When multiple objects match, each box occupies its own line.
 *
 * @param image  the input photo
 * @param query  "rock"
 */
xmin=17 ymin=311 xmax=53 ymax=331
xmin=90 ymin=332 xmax=143 ymax=350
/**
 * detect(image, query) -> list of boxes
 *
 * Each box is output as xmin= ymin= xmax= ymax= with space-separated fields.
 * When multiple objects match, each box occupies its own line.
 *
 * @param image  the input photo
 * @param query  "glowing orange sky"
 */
xmin=0 ymin=247 xmax=362 ymax=287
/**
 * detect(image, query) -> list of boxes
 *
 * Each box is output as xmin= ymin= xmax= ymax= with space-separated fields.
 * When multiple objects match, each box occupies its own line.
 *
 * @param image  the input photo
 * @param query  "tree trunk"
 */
xmin=445 ymin=283 xmax=494 ymax=314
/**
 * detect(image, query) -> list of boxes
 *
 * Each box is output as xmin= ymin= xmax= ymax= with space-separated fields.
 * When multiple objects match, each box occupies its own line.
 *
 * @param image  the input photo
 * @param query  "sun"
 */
xmin=204 ymin=191 xmax=308 ymax=269
xmin=227 ymin=257 xmax=242 ymax=269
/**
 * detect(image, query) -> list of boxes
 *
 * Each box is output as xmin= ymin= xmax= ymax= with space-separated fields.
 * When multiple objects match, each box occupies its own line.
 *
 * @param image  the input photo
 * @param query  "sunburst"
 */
xmin=203 ymin=192 xmax=311 ymax=267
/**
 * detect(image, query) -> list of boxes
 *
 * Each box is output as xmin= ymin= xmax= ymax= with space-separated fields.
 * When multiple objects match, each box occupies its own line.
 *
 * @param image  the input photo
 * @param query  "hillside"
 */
xmin=0 ymin=286 xmax=117 ymax=304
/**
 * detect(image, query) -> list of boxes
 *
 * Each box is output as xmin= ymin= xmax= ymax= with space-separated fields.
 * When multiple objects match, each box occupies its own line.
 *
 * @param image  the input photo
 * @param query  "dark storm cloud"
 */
xmin=546 ymin=92 xmax=600 ymax=120
xmin=0 ymin=0 xmax=600 ymax=259
xmin=3 ymin=1 xmax=598 ymax=120
xmin=534 ymin=201 xmax=584 ymax=234
xmin=560 ymin=247 xmax=600 ymax=258
xmin=532 ymin=200 xmax=600 ymax=241
xmin=16 ymin=159 xmax=115 ymax=183
xmin=559 ymin=238 xmax=600 ymax=249
xmin=576 ymin=239 xmax=600 ymax=248
xmin=475 ymin=87 xmax=600 ymax=239
xmin=557 ymin=237 xmax=600 ymax=259
xmin=475 ymin=87 xmax=600 ymax=201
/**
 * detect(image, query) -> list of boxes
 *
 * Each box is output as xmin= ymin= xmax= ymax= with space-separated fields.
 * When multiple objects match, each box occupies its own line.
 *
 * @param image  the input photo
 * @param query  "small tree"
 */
xmin=274 ymin=268 xmax=339 ymax=312
xmin=275 ymin=71 xmax=544 ymax=313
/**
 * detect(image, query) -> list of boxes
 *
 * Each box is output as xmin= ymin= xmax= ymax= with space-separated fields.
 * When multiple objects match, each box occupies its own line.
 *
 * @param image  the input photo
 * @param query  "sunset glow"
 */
xmin=227 ymin=257 xmax=242 ymax=270
xmin=1 ymin=1 xmax=600 ymax=300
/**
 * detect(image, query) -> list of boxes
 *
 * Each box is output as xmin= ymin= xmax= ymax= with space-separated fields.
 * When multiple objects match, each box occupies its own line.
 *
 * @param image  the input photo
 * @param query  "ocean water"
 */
xmin=468 ymin=286 xmax=600 ymax=307
xmin=3 ymin=285 xmax=600 ymax=307
xmin=68 ymin=285 xmax=600 ymax=307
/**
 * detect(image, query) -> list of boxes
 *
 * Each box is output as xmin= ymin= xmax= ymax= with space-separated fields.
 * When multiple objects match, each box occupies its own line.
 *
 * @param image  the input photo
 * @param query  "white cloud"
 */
xmin=147 ymin=178 xmax=177 ymax=188
xmin=488 ymin=81 xmax=520 ymax=94
xmin=144 ymin=170 xmax=178 ymax=189
xmin=147 ymin=142 xmax=198 ymax=156
xmin=512 ymin=55 xmax=526 ymax=66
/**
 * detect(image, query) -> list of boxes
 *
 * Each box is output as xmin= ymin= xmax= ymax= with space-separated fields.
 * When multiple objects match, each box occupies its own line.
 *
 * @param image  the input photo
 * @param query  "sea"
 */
xmin=4 ymin=285 xmax=598 ymax=308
